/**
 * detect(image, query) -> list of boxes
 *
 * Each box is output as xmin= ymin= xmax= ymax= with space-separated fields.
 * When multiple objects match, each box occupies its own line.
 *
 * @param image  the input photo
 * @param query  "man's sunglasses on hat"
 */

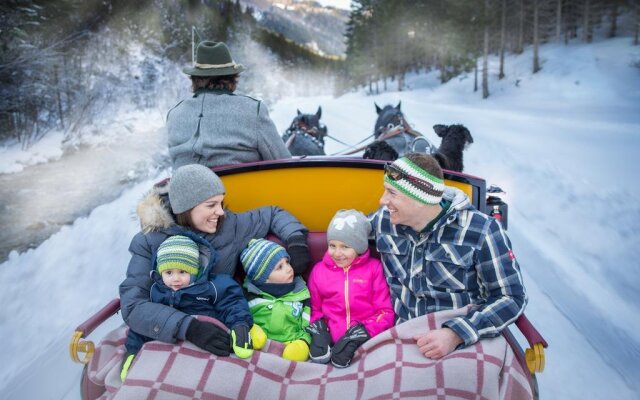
xmin=384 ymin=163 xmax=441 ymax=196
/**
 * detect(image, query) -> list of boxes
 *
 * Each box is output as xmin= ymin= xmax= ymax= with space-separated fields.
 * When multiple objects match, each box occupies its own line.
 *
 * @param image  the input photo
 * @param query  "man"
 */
xmin=167 ymin=41 xmax=291 ymax=169
xmin=370 ymin=152 xmax=526 ymax=359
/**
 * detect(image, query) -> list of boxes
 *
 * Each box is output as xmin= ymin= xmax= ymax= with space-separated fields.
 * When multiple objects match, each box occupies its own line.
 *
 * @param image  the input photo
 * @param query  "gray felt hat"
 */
xmin=327 ymin=209 xmax=371 ymax=255
xmin=168 ymin=164 xmax=225 ymax=214
xmin=183 ymin=41 xmax=245 ymax=77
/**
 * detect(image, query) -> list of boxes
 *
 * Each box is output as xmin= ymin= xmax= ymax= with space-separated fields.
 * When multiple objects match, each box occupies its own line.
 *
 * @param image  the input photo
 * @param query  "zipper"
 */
xmin=344 ymin=266 xmax=351 ymax=328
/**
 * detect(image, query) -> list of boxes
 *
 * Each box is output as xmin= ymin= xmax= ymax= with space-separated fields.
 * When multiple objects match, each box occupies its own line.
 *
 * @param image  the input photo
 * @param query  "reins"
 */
xmin=332 ymin=113 xmax=423 ymax=156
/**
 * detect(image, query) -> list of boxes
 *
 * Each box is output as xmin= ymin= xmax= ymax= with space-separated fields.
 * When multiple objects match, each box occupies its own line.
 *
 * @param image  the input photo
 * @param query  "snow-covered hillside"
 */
xmin=0 ymin=37 xmax=638 ymax=400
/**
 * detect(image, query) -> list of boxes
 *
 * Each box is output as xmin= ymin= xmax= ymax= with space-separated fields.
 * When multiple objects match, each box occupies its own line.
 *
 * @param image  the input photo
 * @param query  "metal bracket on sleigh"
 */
xmin=69 ymin=298 xmax=121 ymax=364
xmin=517 ymin=315 xmax=547 ymax=373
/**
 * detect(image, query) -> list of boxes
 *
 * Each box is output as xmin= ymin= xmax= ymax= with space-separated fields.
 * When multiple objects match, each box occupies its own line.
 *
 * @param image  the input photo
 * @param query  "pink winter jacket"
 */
xmin=308 ymin=249 xmax=395 ymax=343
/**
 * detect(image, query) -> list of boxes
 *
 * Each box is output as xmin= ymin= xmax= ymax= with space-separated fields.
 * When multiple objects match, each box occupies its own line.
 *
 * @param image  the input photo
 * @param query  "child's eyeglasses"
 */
xmin=384 ymin=163 xmax=441 ymax=195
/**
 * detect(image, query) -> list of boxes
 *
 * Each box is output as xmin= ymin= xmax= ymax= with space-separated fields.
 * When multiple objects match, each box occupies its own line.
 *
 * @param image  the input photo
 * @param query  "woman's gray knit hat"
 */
xmin=168 ymin=164 xmax=225 ymax=214
xmin=327 ymin=209 xmax=371 ymax=255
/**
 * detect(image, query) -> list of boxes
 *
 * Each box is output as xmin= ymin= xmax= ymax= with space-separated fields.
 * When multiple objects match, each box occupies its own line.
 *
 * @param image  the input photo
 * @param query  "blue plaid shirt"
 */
xmin=370 ymin=187 xmax=527 ymax=347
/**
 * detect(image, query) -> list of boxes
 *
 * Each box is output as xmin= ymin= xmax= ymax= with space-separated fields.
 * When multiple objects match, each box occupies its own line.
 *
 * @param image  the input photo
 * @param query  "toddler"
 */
xmin=306 ymin=209 xmax=394 ymax=368
xmin=121 ymin=234 xmax=253 ymax=380
xmin=241 ymin=238 xmax=312 ymax=361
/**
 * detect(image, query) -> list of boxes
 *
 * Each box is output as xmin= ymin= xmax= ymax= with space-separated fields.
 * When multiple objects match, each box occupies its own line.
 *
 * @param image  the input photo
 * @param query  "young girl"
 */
xmin=306 ymin=209 xmax=394 ymax=368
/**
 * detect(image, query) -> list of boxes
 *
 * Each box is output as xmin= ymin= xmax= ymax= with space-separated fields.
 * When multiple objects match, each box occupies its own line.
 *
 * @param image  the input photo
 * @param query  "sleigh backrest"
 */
xmin=214 ymin=157 xmax=485 ymax=231
xmin=220 ymin=157 xmax=484 ymax=283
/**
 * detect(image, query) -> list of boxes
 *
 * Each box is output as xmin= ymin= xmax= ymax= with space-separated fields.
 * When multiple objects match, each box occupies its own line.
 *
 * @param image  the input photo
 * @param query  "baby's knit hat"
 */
xmin=327 ymin=209 xmax=371 ymax=255
xmin=169 ymin=164 xmax=225 ymax=214
xmin=156 ymin=235 xmax=200 ymax=276
xmin=240 ymin=239 xmax=289 ymax=285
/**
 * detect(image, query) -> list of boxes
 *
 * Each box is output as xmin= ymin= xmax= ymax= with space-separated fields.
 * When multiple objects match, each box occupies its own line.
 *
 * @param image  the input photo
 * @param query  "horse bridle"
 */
xmin=377 ymin=112 xmax=421 ymax=140
xmin=287 ymin=116 xmax=327 ymax=142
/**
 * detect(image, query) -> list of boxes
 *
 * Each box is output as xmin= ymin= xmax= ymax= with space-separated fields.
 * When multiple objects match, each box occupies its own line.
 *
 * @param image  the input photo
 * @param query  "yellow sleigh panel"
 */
xmin=216 ymin=158 xmax=478 ymax=231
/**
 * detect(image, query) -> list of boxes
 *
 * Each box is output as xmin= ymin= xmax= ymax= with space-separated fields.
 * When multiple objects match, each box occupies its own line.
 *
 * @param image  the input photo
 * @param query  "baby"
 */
xmin=121 ymin=234 xmax=253 ymax=380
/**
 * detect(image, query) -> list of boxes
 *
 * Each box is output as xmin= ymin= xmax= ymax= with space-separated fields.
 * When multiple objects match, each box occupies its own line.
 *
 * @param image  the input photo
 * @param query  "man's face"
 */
xmin=379 ymin=182 xmax=426 ymax=228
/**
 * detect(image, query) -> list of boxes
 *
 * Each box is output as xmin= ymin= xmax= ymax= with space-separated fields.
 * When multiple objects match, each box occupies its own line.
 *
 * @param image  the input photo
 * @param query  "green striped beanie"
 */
xmin=384 ymin=157 xmax=445 ymax=205
xmin=240 ymin=239 xmax=289 ymax=285
xmin=156 ymin=235 xmax=200 ymax=276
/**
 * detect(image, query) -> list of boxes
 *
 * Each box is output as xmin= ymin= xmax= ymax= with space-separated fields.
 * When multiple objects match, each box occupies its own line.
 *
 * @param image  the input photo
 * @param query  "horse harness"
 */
xmin=284 ymin=115 xmax=327 ymax=148
xmin=376 ymin=112 xmax=422 ymax=140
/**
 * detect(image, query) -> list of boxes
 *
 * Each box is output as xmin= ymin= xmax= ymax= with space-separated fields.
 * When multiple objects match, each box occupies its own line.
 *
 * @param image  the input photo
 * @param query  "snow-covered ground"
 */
xmin=0 ymin=37 xmax=638 ymax=399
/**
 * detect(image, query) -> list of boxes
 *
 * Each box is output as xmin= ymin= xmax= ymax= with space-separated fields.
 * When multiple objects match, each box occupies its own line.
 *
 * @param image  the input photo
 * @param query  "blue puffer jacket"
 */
xmin=126 ymin=231 xmax=253 ymax=354
xmin=149 ymin=231 xmax=252 ymax=328
xmin=119 ymin=185 xmax=307 ymax=346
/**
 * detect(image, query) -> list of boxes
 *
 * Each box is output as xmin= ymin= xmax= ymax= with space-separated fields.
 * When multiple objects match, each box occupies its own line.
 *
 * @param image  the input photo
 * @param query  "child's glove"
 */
xmin=186 ymin=319 xmax=231 ymax=356
xmin=305 ymin=318 xmax=332 ymax=364
xmin=231 ymin=324 xmax=254 ymax=359
xmin=120 ymin=352 xmax=136 ymax=382
xmin=250 ymin=324 xmax=267 ymax=350
xmin=282 ymin=339 xmax=310 ymax=361
xmin=330 ymin=323 xmax=370 ymax=368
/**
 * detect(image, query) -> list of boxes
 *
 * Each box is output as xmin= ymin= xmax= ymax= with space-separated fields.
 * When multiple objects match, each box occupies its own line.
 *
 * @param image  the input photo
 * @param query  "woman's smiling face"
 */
xmin=189 ymin=194 xmax=225 ymax=233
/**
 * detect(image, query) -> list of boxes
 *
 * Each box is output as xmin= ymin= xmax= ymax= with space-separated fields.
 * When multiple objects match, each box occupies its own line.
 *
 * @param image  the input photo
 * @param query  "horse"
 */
xmin=364 ymin=102 xmax=437 ymax=161
xmin=281 ymin=106 xmax=327 ymax=156
xmin=364 ymin=103 xmax=473 ymax=173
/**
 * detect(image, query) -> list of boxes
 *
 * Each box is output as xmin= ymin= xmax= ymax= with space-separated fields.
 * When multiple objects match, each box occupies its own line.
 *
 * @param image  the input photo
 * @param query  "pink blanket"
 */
xmin=88 ymin=308 xmax=532 ymax=399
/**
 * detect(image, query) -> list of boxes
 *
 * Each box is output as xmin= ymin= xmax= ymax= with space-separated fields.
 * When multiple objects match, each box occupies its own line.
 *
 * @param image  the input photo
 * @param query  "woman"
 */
xmin=119 ymin=164 xmax=311 ymax=356
xmin=167 ymin=40 xmax=291 ymax=169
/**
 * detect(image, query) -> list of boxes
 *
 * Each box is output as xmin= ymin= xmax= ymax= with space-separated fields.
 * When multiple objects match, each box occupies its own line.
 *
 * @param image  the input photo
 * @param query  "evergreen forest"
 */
xmin=344 ymin=0 xmax=639 ymax=95
xmin=1 ymin=0 xmax=638 ymax=148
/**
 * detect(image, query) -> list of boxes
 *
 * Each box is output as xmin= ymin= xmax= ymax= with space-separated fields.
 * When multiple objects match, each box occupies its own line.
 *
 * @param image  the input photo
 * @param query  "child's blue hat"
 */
xmin=240 ymin=239 xmax=289 ymax=284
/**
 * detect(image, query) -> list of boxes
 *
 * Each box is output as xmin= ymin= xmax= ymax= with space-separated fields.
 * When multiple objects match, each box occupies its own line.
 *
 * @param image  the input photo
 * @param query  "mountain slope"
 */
xmin=241 ymin=0 xmax=349 ymax=56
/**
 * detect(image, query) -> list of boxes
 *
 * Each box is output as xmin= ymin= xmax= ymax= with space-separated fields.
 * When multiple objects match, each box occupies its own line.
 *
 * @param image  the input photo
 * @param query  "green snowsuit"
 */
xmin=244 ymin=276 xmax=312 ymax=344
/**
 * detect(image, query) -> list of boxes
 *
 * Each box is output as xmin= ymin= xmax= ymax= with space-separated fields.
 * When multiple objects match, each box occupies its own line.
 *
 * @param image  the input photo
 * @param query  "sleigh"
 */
xmin=70 ymin=157 xmax=546 ymax=399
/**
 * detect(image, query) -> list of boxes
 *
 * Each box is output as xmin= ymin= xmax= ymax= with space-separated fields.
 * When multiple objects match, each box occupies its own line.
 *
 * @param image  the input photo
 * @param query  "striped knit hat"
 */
xmin=384 ymin=157 xmax=444 ymax=205
xmin=156 ymin=235 xmax=200 ymax=277
xmin=240 ymin=239 xmax=289 ymax=285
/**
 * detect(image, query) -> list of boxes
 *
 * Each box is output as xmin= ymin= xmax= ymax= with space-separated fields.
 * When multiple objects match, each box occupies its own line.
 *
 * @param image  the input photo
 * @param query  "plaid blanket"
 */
xmin=88 ymin=307 xmax=532 ymax=400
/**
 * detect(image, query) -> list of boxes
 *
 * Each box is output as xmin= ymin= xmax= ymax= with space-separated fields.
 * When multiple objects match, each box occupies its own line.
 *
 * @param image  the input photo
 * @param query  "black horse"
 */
xmin=364 ymin=102 xmax=437 ymax=161
xmin=364 ymin=102 xmax=473 ymax=172
xmin=281 ymin=107 xmax=327 ymax=156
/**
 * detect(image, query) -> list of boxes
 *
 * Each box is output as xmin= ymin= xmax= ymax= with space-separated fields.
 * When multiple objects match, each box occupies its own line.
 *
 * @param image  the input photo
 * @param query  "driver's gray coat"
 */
xmin=167 ymin=89 xmax=291 ymax=169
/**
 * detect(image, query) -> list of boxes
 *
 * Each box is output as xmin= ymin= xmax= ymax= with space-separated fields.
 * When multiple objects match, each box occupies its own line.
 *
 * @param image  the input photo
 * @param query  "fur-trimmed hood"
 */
xmin=136 ymin=185 xmax=175 ymax=234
